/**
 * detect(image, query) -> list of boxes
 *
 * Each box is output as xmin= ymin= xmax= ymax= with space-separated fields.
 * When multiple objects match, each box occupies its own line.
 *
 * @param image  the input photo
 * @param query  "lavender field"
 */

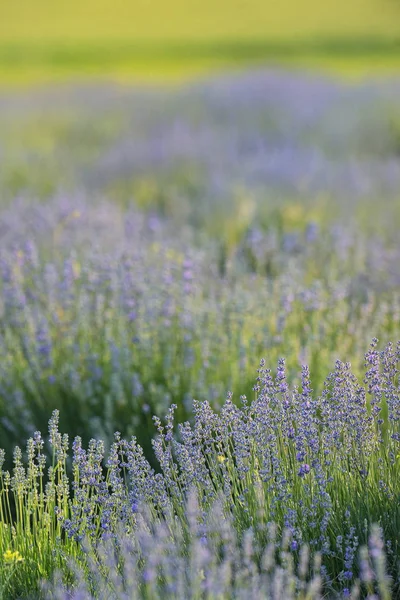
xmin=1 ymin=71 xmax=400 ymax=599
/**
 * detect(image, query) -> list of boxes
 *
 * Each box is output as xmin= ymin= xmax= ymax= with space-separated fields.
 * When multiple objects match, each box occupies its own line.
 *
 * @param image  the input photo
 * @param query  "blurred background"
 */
xmin=0 ymin=0 xmax=399 ymax=84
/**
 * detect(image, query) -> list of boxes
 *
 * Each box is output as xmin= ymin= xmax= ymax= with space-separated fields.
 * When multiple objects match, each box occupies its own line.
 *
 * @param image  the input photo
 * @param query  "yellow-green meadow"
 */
xmin=1 ymin=0 xmax=399 ymax=84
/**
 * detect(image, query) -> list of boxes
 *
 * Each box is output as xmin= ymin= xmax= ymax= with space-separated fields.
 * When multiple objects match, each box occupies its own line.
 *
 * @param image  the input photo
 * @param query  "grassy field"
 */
xmin=1 ymin=0 xmax=400 ymax=83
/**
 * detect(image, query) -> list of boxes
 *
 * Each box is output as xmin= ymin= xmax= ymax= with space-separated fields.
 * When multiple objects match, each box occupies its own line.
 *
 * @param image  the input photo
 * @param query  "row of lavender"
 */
xmin=1 ymin=195 xmax=400 ymax=463
xmin=1 ymin=73 xmax=400 ymax=215
xmin=1 ymin=341 xmax=399 ymax=598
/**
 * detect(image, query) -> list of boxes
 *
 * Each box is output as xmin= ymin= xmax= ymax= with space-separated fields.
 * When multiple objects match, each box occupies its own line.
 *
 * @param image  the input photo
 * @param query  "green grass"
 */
xmin=1 ymin=37 xmax=400 ymax=86
xmin=0 ymin=0 xmax=400 ymax=83
xmin=2 ymin=0 xmax=399 ymax=41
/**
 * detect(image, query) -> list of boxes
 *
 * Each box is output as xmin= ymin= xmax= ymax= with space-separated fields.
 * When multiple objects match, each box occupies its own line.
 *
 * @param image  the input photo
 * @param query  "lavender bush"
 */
xmin=1 ymin=341 xmax=400 ymax=598
xmin=43 ymin=508 xmax=393 ymax=600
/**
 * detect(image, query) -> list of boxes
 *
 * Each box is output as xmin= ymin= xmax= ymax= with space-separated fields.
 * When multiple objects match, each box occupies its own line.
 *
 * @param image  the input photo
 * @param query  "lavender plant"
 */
xmin=0 ymin=341 xmax=399 ymax=598
xmin=43 ymin=508 xmax=392 ymax=600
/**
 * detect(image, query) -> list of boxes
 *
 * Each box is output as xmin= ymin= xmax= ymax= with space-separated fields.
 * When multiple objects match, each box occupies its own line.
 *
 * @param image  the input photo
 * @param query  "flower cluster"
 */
xmin=43 ymin=503 xmax=392 ymax=600
xmin=3 ymin=550 xmax=24 ymax=565
xmin=0 ymin=341 xmax=399 ymax=598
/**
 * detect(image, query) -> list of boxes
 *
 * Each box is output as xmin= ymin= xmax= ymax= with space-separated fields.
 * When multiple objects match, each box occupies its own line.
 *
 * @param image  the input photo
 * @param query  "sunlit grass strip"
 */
xmin=0 ymin=36 xmax=400 ymax=86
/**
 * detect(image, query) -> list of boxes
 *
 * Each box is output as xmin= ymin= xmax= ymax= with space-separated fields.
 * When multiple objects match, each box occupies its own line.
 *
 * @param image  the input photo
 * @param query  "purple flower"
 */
xmin=298 ymin=464 xmax=310 ymax=477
